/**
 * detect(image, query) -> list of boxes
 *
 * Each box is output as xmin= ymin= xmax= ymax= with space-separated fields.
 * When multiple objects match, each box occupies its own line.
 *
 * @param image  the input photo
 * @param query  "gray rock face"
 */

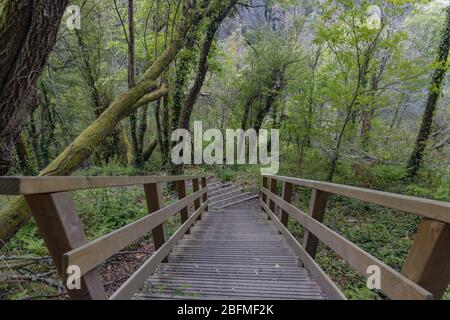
xmin=218 ymin=0 xmax=310 ymax=39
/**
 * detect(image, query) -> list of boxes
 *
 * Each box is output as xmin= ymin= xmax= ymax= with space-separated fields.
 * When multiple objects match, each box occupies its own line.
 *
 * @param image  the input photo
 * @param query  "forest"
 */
xmin=0 ymin=0 xmax=449 ymax=300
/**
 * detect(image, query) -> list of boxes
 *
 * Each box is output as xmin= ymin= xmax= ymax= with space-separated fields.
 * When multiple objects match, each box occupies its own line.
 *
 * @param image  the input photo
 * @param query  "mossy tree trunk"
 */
xmin=0 ymin=0 xmax=208 ymax=247
xmin=407 ymin=6 xmax=450 ymax=178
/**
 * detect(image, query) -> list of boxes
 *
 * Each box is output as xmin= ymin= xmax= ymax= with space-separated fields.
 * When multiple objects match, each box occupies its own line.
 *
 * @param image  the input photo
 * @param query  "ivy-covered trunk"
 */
xmin=407 ymin=6 xmax=450 ymax=178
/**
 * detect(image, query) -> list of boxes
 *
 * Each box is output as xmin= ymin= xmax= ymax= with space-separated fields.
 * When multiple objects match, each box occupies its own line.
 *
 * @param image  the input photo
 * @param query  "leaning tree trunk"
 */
xmin=0 ymin=0 xmax=69 ymax=175
xmin=178 ymin=0 xmax=238 ymax=131
xmin=0 ymin=0 xmax=205 ymax=247
xmin=407 ymin=6 xmax=450 ymax=178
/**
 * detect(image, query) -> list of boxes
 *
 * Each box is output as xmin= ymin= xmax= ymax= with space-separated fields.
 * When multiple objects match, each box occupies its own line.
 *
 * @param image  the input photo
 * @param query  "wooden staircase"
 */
xmin=206 ymin=180 xmax=258 ymax=210
xmin=135 ymin=209 xmax=327 ymax=300
xmin=1 ymin=174 xmax=449 ymax=300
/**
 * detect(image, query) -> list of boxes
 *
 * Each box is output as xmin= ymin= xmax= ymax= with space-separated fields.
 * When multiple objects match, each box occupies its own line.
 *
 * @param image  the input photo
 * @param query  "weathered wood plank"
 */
xmin=260 ymin=200 xmax=346 ymax=300
xmin=401 ymin=219 xmax=450 ymax=299
xmin=110 ymin=201 xmax=208 ymax=300
xmin=25 ymin=192 xmax=106 ymax=300
xmin=303 ymin=189 xmax=329 ymax=259
xmin=269 ymin=179 xmax=277 ymax=212
xmin=176 ymin=180 xmax=189 ymax=227
xmin=0 ymin=175 xmax=209 ymax=195
xmin=261 ymin=187 xmax=433 ymax=300
xmin=137 ymin=208 xmax=330 ymax=300
xmin=63 ymin=188 xmax=206 ymax=276
xmin=201 ymin=177 xmax=208 ymax=212
xmin=143 ymin=182 xmax=166 ymax=254
xmin=280 ymin=182 xmax=292 ymax=228
xmin=262 ymin=175 xmax=450 ymax=224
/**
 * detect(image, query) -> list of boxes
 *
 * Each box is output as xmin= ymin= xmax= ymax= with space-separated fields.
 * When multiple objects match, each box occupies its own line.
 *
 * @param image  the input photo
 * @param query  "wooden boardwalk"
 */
xmin=135 ymin=209 xmax=327 ymax=300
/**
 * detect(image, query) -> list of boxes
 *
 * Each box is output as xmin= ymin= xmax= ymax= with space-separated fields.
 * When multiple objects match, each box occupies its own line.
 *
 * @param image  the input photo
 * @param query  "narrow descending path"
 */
xmin=135 ymin=205 xmax=328 ymax=299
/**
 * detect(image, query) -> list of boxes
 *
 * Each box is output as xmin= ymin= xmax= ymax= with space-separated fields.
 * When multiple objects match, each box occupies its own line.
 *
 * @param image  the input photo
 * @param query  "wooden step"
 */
xmin=135 ymin=209 xmax=328 ymax=300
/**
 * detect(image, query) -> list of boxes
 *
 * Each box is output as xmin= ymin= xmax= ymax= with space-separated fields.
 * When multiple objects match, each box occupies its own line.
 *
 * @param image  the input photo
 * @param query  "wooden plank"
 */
xmin=262 ymin=175 xmax=450 ymax=224
xmin=260 ymin=200 xmax=346 ymax=300
xmin=192 ymin=178 xmax=201 ymax=221
xmin=201 ymin=177 xmax=208 ymax=212
xmin=401 ymin=219 xmax=450 ymax=299
xmin=262 ymin=177 xmax=268 ymax=204
xmin=176 ymin=180 xmax=189 ymax=227
xmin=261 ymin=187 xmax=433 ymax=300
xmin=143 ymin=183 xmax=166 ymax=253
xmin=110 ymin=201 xmax=208 ymax=300
xmin=25 ymin=192 xmax=106 ymax=300
xmin=269 ymin=179 xmax=277 ymax=212
xmin=0 ymin=175 xmax=209 ymax=195
xmin=303 ymin=189 xmax=329 ymax=259
xmin=280 ymin=182 xmax=293 ymax=228
xmin=63 ymin=188 xmax=206 ymax=276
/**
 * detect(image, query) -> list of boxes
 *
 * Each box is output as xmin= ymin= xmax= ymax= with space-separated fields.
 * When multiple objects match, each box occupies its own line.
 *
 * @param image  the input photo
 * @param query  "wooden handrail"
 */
xmin=259 ymin=200 xmax=346 ymax=300
xmin=63 ymin=187 xmax=207 ymax=277
xmin=0 ymin=174 xmax=210 ymax=300
xmin=0 ymin=175 xmax=210 ymax=195
xmin=110 ymin=201 xmax=208 ymax=300
xmin=261 ymin=187 xmax=433 ymax=300
xmin=262 ymin=174 xmax=450 ymax=224
xmin=260 ymin=175 xmax=450 ymax=300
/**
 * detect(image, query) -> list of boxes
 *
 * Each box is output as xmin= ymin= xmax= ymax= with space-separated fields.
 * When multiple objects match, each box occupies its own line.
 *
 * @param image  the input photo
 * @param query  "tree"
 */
xmin=0 ymin=0 xmax=212 ymax=247
xmin=407 ymin=6 xmax=450 ymax=178
xmin=0 ymin=0 xmax=69 ymax=175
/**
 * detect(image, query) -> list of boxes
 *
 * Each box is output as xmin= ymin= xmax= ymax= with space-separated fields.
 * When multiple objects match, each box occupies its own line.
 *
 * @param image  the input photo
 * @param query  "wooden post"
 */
xmin=192 ymin=178 xmax=201 ymax=221
xmin=303 ymin=189 xmax=329 ymax=259
xmin=280 ymin=182 xmax=293 ymax=228
xmin=201 ymin=177 xmax=208 ymax=212
xmin=176 ymin=180 xmax=189 ymax=231
xmin=143 ymin=182 xmax=167 ymax=253
xmin=262 ymin=177 xmax=268 ymax=204
xmin=24 ymin=192 xmax=106 ymax=300
xmin=401 ymin=219 xmax=450 ymax=299
xmin=269 ymin=178 xmax=277 ymax=212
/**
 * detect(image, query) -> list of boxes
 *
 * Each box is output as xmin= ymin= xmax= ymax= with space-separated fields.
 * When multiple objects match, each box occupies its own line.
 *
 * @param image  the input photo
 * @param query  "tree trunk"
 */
xmin=241 ymin=95 xmax=256 ymax=130
xmin=0 ymin=0 xmax=69 ymax=175
xmin=127 ymin=0 xmax=142 ymax=167
xmin=178 ymin=0 xmax=238 ymax=131
xmin=360 ymin=53 xmax=389 ymax=151
xmin=0 ymin=1 xmax=204 ymax=246
xmin=407 ymin=6 xmax=450 ymax=178
xmin=15 ymin=134 xmax=36 ymax=176
xmin=253 ymin=70 xmax=285 ymax=132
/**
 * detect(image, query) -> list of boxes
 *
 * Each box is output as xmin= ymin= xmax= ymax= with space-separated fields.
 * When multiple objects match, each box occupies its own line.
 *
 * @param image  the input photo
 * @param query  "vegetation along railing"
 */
xmin=260 ymin=174 xmax=450 ymax=300
xmin=0 ymin=175 xmax=209 ymax=300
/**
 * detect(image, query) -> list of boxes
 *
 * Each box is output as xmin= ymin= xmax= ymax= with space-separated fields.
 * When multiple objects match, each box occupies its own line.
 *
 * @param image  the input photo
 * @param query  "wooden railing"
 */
xmin=0 ymin=175 xmax=210 ymax=300
xmin=260 ymin=174 xmax=450 ymax=300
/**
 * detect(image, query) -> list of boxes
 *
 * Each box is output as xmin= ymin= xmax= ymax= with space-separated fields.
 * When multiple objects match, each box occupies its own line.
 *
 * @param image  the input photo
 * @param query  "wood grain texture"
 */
xmin=144 ymin=182 xmax=166 ymax=253
xmin=260 ymin=199 xmax=345 ymax=300
xmin=401 ymin=219 xmax=450 ymax=299
xmin=64 ymin=188 xmax=206 ymax=276
xmin=176 ymin=180 xmax=189 ymax=227
xmin=261 ymin=187 xmax=433 ymax=300
xmin=0 ymin=175 xmax=209 ymax=195
xmin=262 ymin=175 xmax=450 ymax=224
xmin=25 ymin=192 xmax=106 ymax=300
xmin=280 ymin=182 xmax=292 ymax=228
xmin=111 ymin=201 xmax=208 ymax=300
xmin=136 ymin=209 xmax=329 ymax=300
xmin=303 ymin=189 xmax=329 ymax=259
